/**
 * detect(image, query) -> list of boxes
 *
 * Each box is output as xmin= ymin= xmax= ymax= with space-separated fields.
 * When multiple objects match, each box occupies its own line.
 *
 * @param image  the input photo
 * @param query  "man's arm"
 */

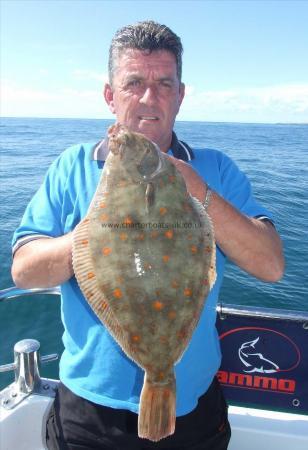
xmin=11 ymin=233 xmax=74 ymax=289
xmin=12 ymin=158 xmax=284 ymax=288
xmin=169 ymin=156 xmax=285 ymax=282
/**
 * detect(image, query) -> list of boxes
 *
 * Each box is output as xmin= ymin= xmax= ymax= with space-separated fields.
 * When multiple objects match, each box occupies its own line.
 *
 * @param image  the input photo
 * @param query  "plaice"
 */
xmin=72 ymin=123 xmax=216 ymax=441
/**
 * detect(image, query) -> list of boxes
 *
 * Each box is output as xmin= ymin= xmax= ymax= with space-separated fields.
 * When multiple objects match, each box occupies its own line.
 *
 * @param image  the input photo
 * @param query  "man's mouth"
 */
xmin=139 ymin=116 xmax=159 ymax=121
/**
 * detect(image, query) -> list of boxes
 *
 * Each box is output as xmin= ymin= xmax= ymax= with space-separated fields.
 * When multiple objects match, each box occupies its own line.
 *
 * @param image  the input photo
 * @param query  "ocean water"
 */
xmin=0 ymin=117 xmax=307 ymax=388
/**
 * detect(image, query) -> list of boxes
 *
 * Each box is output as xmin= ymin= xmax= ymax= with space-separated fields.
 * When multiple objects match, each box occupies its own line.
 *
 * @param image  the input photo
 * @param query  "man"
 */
xmin=11 ymin=21 xmax=284 ymax=450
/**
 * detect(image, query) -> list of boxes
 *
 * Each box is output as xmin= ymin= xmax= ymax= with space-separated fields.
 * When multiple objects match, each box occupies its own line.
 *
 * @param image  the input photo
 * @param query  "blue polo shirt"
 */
xmin=12 ymin=135 xmax=273 ymax=416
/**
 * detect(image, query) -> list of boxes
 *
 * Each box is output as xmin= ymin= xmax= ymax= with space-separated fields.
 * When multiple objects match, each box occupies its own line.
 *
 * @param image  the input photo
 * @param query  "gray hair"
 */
xmin=108 ymin=21 xmax=183 ymax=84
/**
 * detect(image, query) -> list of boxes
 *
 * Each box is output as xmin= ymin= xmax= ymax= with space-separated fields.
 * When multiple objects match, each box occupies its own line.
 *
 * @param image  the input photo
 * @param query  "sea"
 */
xmin=0 ymin=117 xmax=307 ymax=389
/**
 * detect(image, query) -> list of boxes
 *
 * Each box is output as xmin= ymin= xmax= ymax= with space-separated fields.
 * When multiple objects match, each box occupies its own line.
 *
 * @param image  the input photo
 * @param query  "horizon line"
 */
xmin=1 ymin=116 xmax=307 ymax=126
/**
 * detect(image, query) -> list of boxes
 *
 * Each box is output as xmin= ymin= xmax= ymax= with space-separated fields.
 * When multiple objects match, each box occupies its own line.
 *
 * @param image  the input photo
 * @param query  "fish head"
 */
xmin=107 ymin=123 xmax=164 ymax=182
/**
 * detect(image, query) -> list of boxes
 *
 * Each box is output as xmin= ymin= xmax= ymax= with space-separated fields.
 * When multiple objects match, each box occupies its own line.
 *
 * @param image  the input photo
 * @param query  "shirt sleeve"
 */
xmin=219 ymin=152 xmax=274 ymax=223
xmin=12 ymin=154 xmax=67 ymax=255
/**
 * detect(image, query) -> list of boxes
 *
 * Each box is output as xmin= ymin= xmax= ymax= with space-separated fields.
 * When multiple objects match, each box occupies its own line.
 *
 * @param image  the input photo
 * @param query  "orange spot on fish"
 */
xmin=171 ymin=280 xmax=179 ymax=288
xmin=100 ymin=213 xmax=109 ymax=222
xmin=159 ymin=207 xmax=167 ymax=216
xmin=191 ymin=245 xmax=198 ymax=254
xmin=137 ymin=233 xmax=145 ymax=240
xmin=184 ymin=288 xmax=192 ymax=297
xmin=100 ymin=301 xmax=108 ymax=310
xmin=113 ymin=288 xmax=123 ymax=299
xmin=153 ymin=300 xmax=164 ymax=311
xmin=164 ymin=230 xmax=173 ymax=239
xmin=162 ymin=255 xmax=170 ymax=263
xmin=151 ymin=230 xmax=159 ymax=238
xmin=102 ymin=247 xmax=112 ymax=256
xmin=158 ymin=371 xmax=165 ymax=380
xmin=168 ymin=310 xmax=177 ymax=320
xmin=119 ymin=232 xmax=128 ymax=241
xmin=205 ymin=245 xmax=212 ymax=253
xmin=131 ymin=334 xmax=141 ymax=343
xmin=99 ymin=202 xmax=107 ymax=208
xmin=81 ymin=239 xmax=88 ymax=245
xmin=124 ymin=216 xmax=133 ymax=225
xmin=87 ymin=272 xmax=95 ymax=279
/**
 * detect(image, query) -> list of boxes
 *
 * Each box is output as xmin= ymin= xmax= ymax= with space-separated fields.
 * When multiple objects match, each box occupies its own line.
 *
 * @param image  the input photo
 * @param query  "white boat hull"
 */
xmin=1 ymin=385 xmax=308 ymax=450
xmin=1 ymin=289 xmax=307 ymax=449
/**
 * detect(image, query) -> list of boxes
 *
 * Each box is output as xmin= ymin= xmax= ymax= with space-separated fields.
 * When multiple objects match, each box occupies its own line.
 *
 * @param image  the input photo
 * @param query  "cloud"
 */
xmin=1 ymin=81 xmax=61 ymax=102
xmin=72 ymin=69 xmax=108 ymax=83
xmin=1 ymin=80 xmax=112 ymax=118
xmin=179 ymin=83 xmax=308 ymax=122
xmin=1 ymin=78 xmax=307 ymax=123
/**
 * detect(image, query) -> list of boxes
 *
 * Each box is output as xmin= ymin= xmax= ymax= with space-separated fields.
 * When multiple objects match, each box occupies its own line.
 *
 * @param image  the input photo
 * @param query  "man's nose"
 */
xmin=139 ymin=85 xmax=158 ymax=105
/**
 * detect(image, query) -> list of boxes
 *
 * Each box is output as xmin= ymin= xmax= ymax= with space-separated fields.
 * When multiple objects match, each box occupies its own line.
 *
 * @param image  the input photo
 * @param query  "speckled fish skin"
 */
xmin=72 ymin=123 xmax=216 ymax=442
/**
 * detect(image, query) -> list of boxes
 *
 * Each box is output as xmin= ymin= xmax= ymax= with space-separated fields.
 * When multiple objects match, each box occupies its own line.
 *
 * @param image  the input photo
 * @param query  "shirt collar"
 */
xmin=91 ymin=131 xmax=194 ymax=162
xmin=169 ymin=132 xmax=194 ymax=161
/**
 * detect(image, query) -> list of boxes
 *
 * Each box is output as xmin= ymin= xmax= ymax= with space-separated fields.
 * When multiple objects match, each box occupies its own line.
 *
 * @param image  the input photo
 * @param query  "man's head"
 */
xmin=108 ymin=20 xmax=183 ymax=86
xmin=104 ymin=21 xmax=185 ymax=152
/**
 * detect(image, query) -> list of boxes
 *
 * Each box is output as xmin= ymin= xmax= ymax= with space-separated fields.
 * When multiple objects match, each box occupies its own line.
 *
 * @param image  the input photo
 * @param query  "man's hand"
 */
xmin=166 ymin=156 xmax=207 ymax=201
xmin=167 ymin=155 xmax=284 ymax=282
xmin=11 ymin=233 xmax=74 ymax=289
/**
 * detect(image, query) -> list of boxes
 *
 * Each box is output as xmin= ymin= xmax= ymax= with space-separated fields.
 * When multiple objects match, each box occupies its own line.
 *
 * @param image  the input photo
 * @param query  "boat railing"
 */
xmin=1 ymin=285 xmax=308 ymax=323
xmin=216 ymin=302 xmax=308 ymax=323
xmin=0 ymin=286 xmax=61 ymax=301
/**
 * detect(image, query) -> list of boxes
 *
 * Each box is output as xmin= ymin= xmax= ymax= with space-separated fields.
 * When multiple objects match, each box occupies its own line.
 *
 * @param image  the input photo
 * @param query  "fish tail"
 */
xmin=138 ymin=372 xmax=176 ymax=442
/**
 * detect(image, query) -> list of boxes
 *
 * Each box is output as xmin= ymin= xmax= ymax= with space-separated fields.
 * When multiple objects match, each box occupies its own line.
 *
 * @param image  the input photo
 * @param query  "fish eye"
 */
xmin=137 ymin=147 xmax=161 ymax=179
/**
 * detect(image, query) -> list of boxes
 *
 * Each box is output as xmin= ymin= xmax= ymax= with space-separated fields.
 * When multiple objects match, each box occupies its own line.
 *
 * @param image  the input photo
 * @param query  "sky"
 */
xmin=1 ymin=0 xmax=308 ymax=123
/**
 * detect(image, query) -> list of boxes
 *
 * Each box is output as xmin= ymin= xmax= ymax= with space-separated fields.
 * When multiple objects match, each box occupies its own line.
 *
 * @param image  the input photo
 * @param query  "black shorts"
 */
xmin=46 ymin=377 xmax=231 ymax=450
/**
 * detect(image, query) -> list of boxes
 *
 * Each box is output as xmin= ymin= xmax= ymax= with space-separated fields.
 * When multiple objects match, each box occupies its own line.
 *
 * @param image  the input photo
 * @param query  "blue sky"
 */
xmin=1 ymin=0 xmax=308 ymax=123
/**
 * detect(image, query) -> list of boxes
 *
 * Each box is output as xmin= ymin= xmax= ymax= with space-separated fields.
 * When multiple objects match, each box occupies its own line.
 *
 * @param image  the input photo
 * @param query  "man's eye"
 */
xmin=127 ymin=80 xmax=141 ymax=88
xmin=159 ymin=80 xmax=173 ymax=90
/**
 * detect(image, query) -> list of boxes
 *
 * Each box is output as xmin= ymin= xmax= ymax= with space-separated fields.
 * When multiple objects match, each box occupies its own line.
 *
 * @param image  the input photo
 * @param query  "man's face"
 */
xmin=104 ymin=49 xmax=185 ymax=152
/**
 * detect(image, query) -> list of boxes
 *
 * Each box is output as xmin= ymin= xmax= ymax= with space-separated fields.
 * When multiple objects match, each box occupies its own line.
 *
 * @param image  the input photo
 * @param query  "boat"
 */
xmin=1 ymin=286 xmax=308 ymax=449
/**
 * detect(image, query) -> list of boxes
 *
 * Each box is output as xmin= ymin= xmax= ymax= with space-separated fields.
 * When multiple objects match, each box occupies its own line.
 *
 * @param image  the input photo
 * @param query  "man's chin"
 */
xmin=135 ymin=122 xmax=160 ymax=142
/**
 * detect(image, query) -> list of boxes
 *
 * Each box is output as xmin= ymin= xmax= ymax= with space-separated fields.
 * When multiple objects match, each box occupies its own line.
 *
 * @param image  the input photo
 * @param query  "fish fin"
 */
xmin=72 ymin=218 xmax=123 ymax=341
xmin=138 ymin=372 xmax=176 ymax=442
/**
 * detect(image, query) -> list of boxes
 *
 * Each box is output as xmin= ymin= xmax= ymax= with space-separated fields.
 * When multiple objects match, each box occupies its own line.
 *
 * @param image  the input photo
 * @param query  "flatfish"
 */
xmin=72 ymin=123 xmax=216 ymax=441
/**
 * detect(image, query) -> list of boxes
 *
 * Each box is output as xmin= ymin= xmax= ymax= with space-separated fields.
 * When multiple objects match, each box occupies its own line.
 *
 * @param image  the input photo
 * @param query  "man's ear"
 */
xmin=104 ymin=83 xmax=116 ymax=114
